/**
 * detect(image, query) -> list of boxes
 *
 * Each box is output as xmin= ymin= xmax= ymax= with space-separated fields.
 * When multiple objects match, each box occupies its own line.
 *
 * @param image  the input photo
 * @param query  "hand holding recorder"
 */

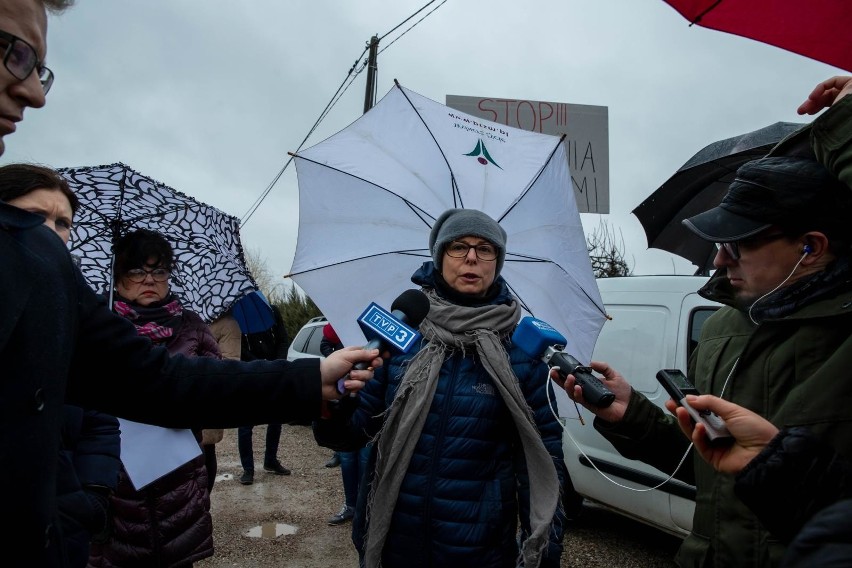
xmin=656 ymin=369 xmax=731 ymax=443
xmin=669 ymin=394 xmax=778 ymax=474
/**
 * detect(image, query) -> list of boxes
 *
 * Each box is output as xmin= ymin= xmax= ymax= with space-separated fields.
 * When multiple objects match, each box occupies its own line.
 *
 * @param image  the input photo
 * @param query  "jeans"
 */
xmin=237 ymin=424 xmax=282 ymax=472
xmin=339 ymin=445 xmax=371 ymax=508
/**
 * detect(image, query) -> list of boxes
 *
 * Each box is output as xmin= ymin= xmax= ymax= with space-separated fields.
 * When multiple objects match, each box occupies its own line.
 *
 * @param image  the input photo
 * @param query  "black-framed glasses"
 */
xmin=445 ymin=241 xmax=498 ymax=261
xmin=716 ymin=232 xmax=787 ymax=261
xmin=0 ymin=29 xmax=53 ymax=94
xmin=124 ymin=268 xmax=171 ymax=283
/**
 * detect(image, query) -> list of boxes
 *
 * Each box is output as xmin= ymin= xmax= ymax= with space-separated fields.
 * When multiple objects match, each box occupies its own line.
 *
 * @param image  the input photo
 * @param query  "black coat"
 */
xmin=734 ymin=427 xmax=852 ymax=567
xmin=56 ymin=405 xmax=121 ymax=568
xmin=0 ymin=203 xmax=322 ymax=567
xmin=783 ymin=498 xmax=852 ymax=568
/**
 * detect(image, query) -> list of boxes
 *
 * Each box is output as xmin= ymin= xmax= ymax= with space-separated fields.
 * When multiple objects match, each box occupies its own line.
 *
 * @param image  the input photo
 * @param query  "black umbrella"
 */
xmin=632 ymin=121 xmax=806 ymax=275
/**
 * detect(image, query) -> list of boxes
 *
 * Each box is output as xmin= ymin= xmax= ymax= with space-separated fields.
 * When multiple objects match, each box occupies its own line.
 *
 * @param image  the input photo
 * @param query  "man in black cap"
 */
xmin=555 ymin=146 xmax=852 ymax=565
xmin=682 ymin=155 xmax=852 ymax=315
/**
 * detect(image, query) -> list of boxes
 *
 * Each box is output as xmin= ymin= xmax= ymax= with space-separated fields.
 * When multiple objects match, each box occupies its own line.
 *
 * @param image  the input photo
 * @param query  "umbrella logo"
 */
xmin=464 ymin=139 xmax=502 ymax=169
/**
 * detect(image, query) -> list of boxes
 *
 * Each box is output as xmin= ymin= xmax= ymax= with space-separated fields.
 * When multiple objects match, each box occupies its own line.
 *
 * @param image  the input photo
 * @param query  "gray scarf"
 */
xmin=363 ymin=288 xmax=560 ymax=567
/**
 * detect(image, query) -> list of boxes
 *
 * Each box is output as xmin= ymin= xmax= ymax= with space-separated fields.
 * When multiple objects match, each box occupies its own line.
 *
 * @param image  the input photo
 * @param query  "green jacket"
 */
xmin=596 ymin=278 xmax=852 ymax=567
xmin=594 ymin=96 xmax=852 ymax=567
xmin=769 ymin=90 xmax=852 ymax=188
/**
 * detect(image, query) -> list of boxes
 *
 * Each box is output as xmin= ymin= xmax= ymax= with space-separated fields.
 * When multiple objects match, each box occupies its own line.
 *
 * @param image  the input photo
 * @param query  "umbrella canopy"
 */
xmin=232 ymin=290 xmax=276 ymax=334
xmin=662 ymin=0 xmax=852 ymax=72
xmin=60 ymin=162 xmax=258 ymax=323
xmin=632 ymin=121 xmax=806 ymax=274
xmin=288 ymin=81 xmax=607 ymax=364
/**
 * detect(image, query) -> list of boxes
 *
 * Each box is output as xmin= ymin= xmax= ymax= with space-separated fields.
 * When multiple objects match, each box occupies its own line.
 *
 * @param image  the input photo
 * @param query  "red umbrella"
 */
xmin=662 ymin=0 xmax=852 ymax=72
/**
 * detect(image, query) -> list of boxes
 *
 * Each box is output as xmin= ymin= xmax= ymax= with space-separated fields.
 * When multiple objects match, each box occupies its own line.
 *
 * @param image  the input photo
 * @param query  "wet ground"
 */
xmin=197 ymin=424 xmax=681 ymax=567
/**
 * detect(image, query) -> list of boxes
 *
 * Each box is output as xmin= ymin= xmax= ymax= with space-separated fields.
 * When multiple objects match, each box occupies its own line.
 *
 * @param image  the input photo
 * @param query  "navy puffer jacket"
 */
xmin=337 ymin=263 xmax=567 ymax=568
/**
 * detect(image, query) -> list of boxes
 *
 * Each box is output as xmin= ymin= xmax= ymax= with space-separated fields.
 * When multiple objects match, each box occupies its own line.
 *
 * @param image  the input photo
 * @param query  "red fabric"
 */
xmin=663 ymin=0 xmax=852 ymax=72
xmin=322 ymin=323 xmax=340 ymax=343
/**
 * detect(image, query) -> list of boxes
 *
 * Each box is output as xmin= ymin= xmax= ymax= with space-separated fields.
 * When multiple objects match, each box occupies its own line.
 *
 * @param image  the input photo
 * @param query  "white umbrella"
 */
xmin=287 ymin=81 xmax=607 ymax=364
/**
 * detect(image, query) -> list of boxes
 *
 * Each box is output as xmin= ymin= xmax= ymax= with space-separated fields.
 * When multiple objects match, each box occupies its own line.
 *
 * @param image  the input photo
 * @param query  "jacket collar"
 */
xmin=0 ymin=200 xmax=45 ymax=231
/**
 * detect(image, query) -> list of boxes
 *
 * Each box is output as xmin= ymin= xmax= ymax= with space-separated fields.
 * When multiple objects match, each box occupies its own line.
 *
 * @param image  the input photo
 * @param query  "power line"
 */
xmin=240 ymin=52 xmax=368 ymax=224
xmin=241 ymin=0 xmax=448 ymax=226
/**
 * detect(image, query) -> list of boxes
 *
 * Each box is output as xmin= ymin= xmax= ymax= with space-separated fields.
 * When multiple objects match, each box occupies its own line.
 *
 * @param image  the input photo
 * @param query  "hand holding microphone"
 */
xmin=321 ymin=347 xmax=382 ymax=400
xmin=513 ymin=316 xmax=615 ymax=408
xmin=352 ymin=289 xmax=430 ymax=371
xmin=336 ymin=289 xmax=431 ymax=395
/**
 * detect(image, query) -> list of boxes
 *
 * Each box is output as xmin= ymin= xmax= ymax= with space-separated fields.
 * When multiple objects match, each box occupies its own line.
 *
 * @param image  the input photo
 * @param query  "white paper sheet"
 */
xmin=118 ymin=418 xmax=202 ymax=490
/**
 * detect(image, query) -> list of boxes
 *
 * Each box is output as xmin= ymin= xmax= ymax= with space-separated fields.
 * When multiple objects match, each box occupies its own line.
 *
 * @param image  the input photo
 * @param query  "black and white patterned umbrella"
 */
xmin=59 ymin=162 xmax=257 ymax=323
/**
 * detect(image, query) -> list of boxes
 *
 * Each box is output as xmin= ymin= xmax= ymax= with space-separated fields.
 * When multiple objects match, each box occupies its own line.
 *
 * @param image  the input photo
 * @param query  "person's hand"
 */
xmin=319 ymin=346 xmax=382 ymax=400
xmin=667 ymin=394 xmax=778 ymax=474
xmin=798 ymin=75 xmax=852 ymax=115
xmin=550 ymin=360 xmax=631 ymax=422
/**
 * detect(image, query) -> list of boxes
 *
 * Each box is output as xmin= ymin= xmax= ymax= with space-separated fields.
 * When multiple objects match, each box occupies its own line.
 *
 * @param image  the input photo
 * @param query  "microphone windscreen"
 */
xmin=391 ymin=289 xmax=431 ymax=327
xmin=512 ymin=316 xmax=567 ymax=359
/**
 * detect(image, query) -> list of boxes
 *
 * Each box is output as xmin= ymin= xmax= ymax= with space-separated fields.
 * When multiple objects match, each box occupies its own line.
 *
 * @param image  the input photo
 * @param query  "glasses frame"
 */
xmin=0 ymin=29 xmax=53 ymax=94
xmin=124 ymin=268 xmax=171 ymax=283
xmin=445 ymin=241 xmax=498 ymax=261
xmin=716 ymin=232 xmax=787 ymax=261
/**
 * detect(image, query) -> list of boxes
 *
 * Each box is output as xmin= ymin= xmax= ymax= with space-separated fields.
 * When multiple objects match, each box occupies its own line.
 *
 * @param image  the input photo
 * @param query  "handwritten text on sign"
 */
xmin=446 ymin=95 xmax=609 ymax=214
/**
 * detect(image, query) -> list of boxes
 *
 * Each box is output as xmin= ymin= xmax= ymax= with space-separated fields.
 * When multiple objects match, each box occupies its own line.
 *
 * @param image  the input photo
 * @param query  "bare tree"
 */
xmin=243 ymin=247 xmax=286 ymax=304
xmin=587 ymin=219 xmax=632 ymax=278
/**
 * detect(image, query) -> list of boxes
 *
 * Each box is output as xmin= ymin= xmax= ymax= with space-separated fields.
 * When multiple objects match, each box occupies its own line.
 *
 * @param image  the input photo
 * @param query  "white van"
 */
xmin=562 ymin=275 xmax=720 ymax=537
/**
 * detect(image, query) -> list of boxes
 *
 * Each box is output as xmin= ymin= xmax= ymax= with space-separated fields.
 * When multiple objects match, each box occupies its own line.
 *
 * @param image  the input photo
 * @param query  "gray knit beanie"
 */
xmin=429 ymin=208 xmax=507 ymax=276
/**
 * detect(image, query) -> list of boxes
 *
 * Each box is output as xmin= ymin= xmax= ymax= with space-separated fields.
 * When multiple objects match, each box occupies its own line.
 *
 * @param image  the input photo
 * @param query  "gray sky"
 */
xmin=2 ymin=0 xmax=844 ymax=291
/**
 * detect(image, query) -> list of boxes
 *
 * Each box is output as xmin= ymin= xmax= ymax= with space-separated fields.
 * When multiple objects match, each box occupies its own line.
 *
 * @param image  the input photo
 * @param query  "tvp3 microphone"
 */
xmin=337 ymin=289 xmax=431 ymax=394
xmin=513 ymin=316 xmax=615 ymax=408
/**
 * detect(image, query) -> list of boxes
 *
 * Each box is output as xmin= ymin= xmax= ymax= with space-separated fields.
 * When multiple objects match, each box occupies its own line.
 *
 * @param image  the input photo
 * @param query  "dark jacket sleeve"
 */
xmin=57 ymin=405 xmax=121 ymax=552
xmin=781 ymin=498 xmax=852 ymax=568
xmin=319 ymin=337 xmax=343 ymax=357
xmin=312 ymin=396 xmax=365 ymax=451
xmin=64 ymin=271 xmax=323 ymax=428
xmin=313 ymin=352 xmax=388 ymax=451
xmin=592 ymin=388 xmax=695 ymax=483
xmin=273 ymin=307 xmax=290 ymax=359
xmin=810 ymin=93 xmax=852 ymax=191
xmin=734 ymin=427 xmax=852 ymax=543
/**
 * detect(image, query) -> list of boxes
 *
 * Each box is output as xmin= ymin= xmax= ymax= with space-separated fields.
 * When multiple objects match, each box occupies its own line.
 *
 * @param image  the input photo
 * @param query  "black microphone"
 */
xmin=512 ymin=316 xmax=615 ymax=408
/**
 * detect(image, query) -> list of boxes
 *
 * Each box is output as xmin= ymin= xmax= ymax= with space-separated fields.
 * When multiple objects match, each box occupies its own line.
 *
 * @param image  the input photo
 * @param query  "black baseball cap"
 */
xmin=683 ymin=156 xmax=851 ymax=242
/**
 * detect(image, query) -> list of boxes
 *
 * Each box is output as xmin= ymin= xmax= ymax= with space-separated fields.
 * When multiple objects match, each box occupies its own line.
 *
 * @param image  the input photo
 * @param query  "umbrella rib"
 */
xmin=285 ymin=249 xmax=431 ymax=278
xmin=291 ymin=153 xmax=437 ymax=221
xmin=393 ymin=79 xmax=464 ymax=208
xmin=60 ymin=162 xmax=255 ymax=324
xmin=499 ymin=134 xmax=566 ymax=223
xmin=691 ymin=0 xmax=722 ymax=25
xmin=505 ymin=250 xmax=608 ymax=317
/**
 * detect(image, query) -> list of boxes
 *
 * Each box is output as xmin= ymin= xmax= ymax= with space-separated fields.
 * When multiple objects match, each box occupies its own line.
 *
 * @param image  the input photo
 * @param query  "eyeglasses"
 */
xmin=124 ymin=268 xmax=171 ymax=283
xmin=445 ymin=241 xmax=498 ymax=261
xmin=0 ymin=29 xmax=53 ymax=94
xmin=716 ymin=232 xmax=787 ymax=261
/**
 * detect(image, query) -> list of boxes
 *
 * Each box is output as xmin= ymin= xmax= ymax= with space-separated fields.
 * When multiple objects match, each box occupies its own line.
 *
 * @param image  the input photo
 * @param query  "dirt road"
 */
xmin=197 ymin=425 xmax=680 ymax=567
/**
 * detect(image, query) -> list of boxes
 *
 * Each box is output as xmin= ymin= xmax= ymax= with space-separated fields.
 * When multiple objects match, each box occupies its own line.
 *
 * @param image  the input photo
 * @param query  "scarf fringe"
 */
xmin=363 ymin=289 xmax=559 ymax=568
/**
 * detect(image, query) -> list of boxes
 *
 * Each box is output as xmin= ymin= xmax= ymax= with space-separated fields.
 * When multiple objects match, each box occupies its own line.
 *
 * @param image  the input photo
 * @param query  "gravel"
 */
xmin=196 ymin=425 xmax=681 ymax=567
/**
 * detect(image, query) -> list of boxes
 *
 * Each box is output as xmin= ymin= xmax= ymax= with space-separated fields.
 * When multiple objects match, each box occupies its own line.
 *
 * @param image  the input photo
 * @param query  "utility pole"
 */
xmin=363 ymin=35 xmax=379 ymax=113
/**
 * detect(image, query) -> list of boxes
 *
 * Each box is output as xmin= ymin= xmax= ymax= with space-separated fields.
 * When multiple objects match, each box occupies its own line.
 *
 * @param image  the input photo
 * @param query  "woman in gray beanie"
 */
xmin=315 ymin=208 xmax=567 ymax=568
